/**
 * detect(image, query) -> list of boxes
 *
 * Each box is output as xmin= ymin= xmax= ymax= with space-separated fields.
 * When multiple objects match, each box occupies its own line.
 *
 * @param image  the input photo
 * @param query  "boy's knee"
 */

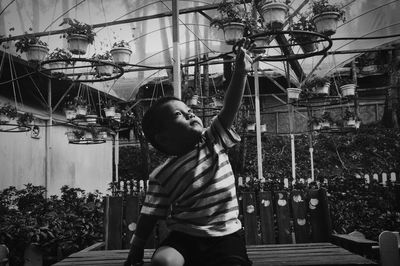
xmin=151 ymin=246 xmax=184 ymax=266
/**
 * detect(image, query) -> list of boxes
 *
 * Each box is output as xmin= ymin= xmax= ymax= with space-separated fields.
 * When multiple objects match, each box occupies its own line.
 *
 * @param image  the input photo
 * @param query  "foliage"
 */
xmin=14 ymin=36 xmax=48 ymax=53
xmin=17 ymin=112 xmax=34 ymax=126
xmin=60 ymin=18 xmax=96 ymax=44
xmin=292 ymin=15 xmax=316 ymax=32
xmin=343 ymin=108 xmax=355 ymax=120
xmin=0 ymin=185 xmax=104 ymax=266
xmin=73 ymin=96 xmax=88 ymax=106
xmin=321 ymin=111 xmax=334 ymax=123
xmin=112 ymin=40 xmax=131 ymax=49
xmin=334 ymin=75 xmax=354 ymax=87
xmin=304 ymin=75 xmax=331 ymax=89
xmin=0 ymin=103 xmax=18 ymax=118
xmin=72 ymin=129 xmax=85 ymax=140
xmin=308 ymin=115 xmax=324 ymax=126
xmin=47 ymin=48 xmax=73 ymax=64
xmin=91 ymin=51 xmax=113 ymax=61
xmin=310 ymin=0 xmax=346 ymax=22
xmin=181 ymin=87 xmax=197 ymax=101
xmin=210 ymin=0 xmax=250 ymax=29
xmin=101 ymin=99 xmax=116 ymax=109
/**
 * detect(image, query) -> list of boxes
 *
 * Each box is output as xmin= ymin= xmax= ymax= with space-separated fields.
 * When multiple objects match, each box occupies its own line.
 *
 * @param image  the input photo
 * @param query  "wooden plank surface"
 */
xmin=54 ymin=243 xmax=377 ymax=266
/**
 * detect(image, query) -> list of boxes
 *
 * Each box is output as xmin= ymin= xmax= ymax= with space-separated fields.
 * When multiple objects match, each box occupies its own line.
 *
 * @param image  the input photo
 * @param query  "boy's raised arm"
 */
xmin=218 ymin=38 xmax=253 ymax=129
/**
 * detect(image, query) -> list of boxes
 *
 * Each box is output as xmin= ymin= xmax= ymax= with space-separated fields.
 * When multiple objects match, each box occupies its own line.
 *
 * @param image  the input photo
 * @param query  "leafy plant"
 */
xmin=0 ymin=103 xmax=18 ymax=118
xmin=304 ymin=75 xmax=331 ymax=89
xmin=210 ymin=0 xmax=250 ymax=29
xmin=73 ymin=96 xmax=88 ymax=107
xmin=310 ymin=0 xmax=346 ymax=22
xmin=182 ymin=87 xmax=197 ymax=101
xmin=334 ymin=76 xmax=354 ymax=87
xmin=321 ymin=111 xmax=334 ymax=123
xmin=15 ymin=36 xmax=48 ymax=53
xmin=91 ymin=51 xmax=112 ymax=61
xmin=343 ymin=108 xmax=355 ymax=120
xmin=308 ymin=115 xmax=324 ymax=126
xmin=60 ymin=18 xmax=96 ymax=44
xmin=72 ymin=129 xmax=85 ymax=140
xmin=47 ymin=48 xmax=73 ymax=65
xmin=17 ymin=112 xmax=34 ymax=126
xmin=112 ymin=40 xmax=131 ymax=49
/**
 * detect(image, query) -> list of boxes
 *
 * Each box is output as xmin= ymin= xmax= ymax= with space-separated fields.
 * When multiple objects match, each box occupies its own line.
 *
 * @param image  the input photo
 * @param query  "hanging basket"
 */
xmin=223 ymin=22 xmax=245 ymax=45
xmin=247 ymin=122 xmax=256 ymax=131
xmin=344 ymin=118 xmax=356 ymax=128
xmin=340 ymin=83 xmax=356 ymax=97
xmin=312 ymin=12 xmax=340 ymax=36
xmin=312 ymin=123 xmax=321 ymax=131
xmin=252 ymin=36 xmax=270 ymax=54
xmin=48 ymin=61 xmax=68 ymax=74
xmin=260 ymin=2 xmax=288 ymax=30
xmin=188 ymin=95 xmax=199 ymax=106
xmin=75 ymin=105 xmax=88 ymax=116
xmin=110 ymin=47 xmax=132 ymax=65
xmin=293 ymin=34 xmax=318 ymax=53
xmin=67 ymin=34 xmax=90 ymax=55
xmin=320 ymin=121 xmax=331 ymax=129
xmin=104 ymin=106 xmax=116 ymax=118
xmin=287 ymin=87 xmax=301 ymax=100
xmin=314 ymin=82 xmax=330 ymax=95
xmin=25 ymin=45 xmax=49 ymax=62
xmin=95 ymin=61 xmax=114 ymax=76
xmin=64 ymin=108 xmax=77 ymax=120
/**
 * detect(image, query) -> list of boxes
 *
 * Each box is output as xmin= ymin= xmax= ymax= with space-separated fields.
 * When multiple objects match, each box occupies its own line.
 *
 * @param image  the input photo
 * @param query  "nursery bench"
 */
xmin=54 ymin=187 xmax=377 ymax=266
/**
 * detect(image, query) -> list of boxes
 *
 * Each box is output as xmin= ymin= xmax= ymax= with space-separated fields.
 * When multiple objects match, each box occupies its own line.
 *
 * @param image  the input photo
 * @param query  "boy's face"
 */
xmin=156 ymin=99 xmax=204 ymax=155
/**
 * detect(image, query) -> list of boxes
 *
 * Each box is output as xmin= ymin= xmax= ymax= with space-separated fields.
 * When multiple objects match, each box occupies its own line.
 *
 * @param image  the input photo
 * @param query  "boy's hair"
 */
xmin=142 ymin=96 xmax=182 ymax=154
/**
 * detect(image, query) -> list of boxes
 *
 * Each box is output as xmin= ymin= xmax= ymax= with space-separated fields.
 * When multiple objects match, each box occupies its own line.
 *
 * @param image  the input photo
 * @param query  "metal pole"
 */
xmin=254 ymin=61 xmax=263 ymax=180
xmin=172 ymin=0 xmax=181 ymax=98
xmin=46 ymin=79 xmax=52 ymax=197
xmin=115 ymin=132 xmax=119 ymax=182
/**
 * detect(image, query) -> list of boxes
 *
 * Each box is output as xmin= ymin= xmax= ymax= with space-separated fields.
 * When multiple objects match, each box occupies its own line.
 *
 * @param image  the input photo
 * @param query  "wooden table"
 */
xmin=54 ymin=242 xmax=377 ymax=266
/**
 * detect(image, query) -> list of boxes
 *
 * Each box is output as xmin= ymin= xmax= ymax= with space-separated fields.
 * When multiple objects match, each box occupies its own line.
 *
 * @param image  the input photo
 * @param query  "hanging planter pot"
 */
xmin=260 ymin=124 xmax=267 ymax=133
xmin=344 ymin=118 xmax=356 ymax=128
xmin=48 ymin=61 xmax=68 ymax=74
xmin=319 ymin=121 xmax=330 ymax=129
xmin=293 ymin=35 xmax=318 ymax=53
xmin=247 ymin=122 xmax=256 ymax=131
xmin=287 ymin=87 xmax=301 ymax=100
xmin=104 ymin=106 xmax=116 ymax=118
xmin=64 ymin=108 xmax=77 ymax=120
xmin=67 ymin=34 xmax=90 ymax=55
xmin=75 ymin=105 xmax=88 ymax=116
xmin=25 ymin=44 xmax=49 ymax=62
xmin=85 ymin=114 xmax=98 ymax=125
xmin=252 ymin=36 xmax=270 ymax=54
xmin=223 ymin=22 xmax=245 ymax=45
xmin=260 ymin=2 xmax=288 ymax=30
xmin=113 ymin=112 xmax=121 ymax=122
xmin=312 ymin=123 xmax=321 ymax=131
xmin=312 ymin=12 xmax=341 ymax=36
xmin=188 ymin=95 xmax=199 ymax=106
xmin=110 ymin=47 xmax=132 ymax=65
xmin=340 ymin=83 xmax=356 ymax=97
xmin=314 ymin=82 xmax=330 ymax=95
xmin=95 ymin=61 xmax=114 ymax=76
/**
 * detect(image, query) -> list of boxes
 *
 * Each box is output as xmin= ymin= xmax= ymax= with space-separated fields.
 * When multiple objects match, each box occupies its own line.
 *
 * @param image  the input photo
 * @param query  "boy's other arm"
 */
xmin=218 ymin=39 xmax=253 ymax=129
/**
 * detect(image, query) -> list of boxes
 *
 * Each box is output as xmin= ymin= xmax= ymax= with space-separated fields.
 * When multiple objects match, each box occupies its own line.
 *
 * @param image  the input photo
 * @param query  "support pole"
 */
xmin=45 ymin=79 xmax=52 ymax=197
xmin=172 ymin=0 xmax=181 ymax=98
xmin=254 ymin=61 xmax=263 ymax=180
xmin=286 ymin=61 xmax=295 ymax=187
xmin=114 ymin=132 xmax=119 ymax=182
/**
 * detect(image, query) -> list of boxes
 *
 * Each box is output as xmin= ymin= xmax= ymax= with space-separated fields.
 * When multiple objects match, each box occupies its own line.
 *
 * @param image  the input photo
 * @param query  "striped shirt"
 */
xmin=140 ymin=116 xmax=242 ymax=237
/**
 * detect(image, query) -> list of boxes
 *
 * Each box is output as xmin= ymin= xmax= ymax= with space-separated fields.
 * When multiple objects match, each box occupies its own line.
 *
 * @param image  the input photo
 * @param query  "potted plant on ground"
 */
xmin=91 ymin=51 xmax=114 ymax=77
xmin=0 ymin=103 xmax=18 ymax=124
xmin=15 ymin=36 xmax=49 ymax=62
xmin=310 ymin=0 xmax=346 ymax=36
xmin=291 ymin=15 xmax=318 ymax=53
xmin=17 ymin=112 xmax=34 ymax=127
xmin=334 ymin=76 xmax=356 ymax=97
xmin=46 ymin=48 xmax=73 ymax=74
xmin=210 ymin=0 xmax=248 ymax=45
xmin=110 ymin=40 xmax=132 ymax=65
xmin=60 ymin=18 xmax=96 ymax=55
xmin=304 ymin=75 xmax=331 ymax=95
xmin=258 ymin=0 xmax=289 ymax=30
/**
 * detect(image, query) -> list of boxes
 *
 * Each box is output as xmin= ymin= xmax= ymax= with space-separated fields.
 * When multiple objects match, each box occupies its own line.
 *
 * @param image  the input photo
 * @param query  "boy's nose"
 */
xmin=185 ymin=113 xmax=195 ymax=119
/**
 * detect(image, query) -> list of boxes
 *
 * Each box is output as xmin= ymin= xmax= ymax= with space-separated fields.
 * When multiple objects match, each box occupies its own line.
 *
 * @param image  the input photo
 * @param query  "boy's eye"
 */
xmin=174 ymin=111 xmax=182 ymax=116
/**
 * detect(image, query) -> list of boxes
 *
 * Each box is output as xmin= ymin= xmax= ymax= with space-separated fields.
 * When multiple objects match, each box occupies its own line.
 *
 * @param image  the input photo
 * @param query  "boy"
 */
xmin=125 ymin=38 xmax=254 ymax=266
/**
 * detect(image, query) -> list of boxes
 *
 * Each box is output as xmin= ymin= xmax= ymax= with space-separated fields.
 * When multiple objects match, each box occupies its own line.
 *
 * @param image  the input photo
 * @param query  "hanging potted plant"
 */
xmin=210 ymin=0 xmax=248 ymax=45
xmin=91 ymin=51 xmax=114 ymax=77
xmin=320 ymin=111 xmax=333 ymax=128
xmin=17 ymin=112 xmax=34 ymax=127
xmin=102 ymin=99 xmax=116 ymax=118
xmin=310 ymin=0 xmax=346 ymax=36
xmin=308 ymin=115 xmax=324 ymax=130
xmin=258 ymin=0 xmax=289 ymax=30
xmin=291 ymin=15 xmax=318 ymax=53
xmin=66 ymin=129 xmax=85 ymax=143
xmin=182 ymin=87 xmax=199 ymax=106
xmin=85 ymin=111 xmax=98 ymax=125
xmin=15 ymin=36 xmax=49 ymax=62
xmin=286 ymin=87 xmax=302 ymax=100
xmin=64 ymin=99 xmax=77 ymax=120
xmin=73 ymin=96 xmax=88 ymax=117
xmin=60 ymin=18 xmax=96 ymax=55
xmin=0 ymin=103 xmax=18 ymax=124
xmin=304 ymin=75 xmax=331 ymax=95
xmin=247 ymin=17 xmax=272 ymax=54
xmin=110 ymin=40 xmax=132 ymax=65
xmin=343 ymin=108 xmax=357 ymax=127
xmin=46 ymin=48 xmax=73 ymax=74
xmin=335 ymin=76 xmax=356 ymax=97
xmin=211 ymin=89 xmax=225 ymax=107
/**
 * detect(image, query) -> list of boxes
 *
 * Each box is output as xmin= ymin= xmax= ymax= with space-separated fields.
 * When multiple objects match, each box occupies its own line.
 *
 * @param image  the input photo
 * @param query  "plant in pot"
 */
xmin=15 ymin=36 xmax=49 ymax=62
xmin=304 ymin=74 xmax=331 ymax=95
xmin=60 ymin=18 xmax=96 ymax=55
xmin=308 ymin=115 xmax=324 ymax=130
xmin=102 ymin=99 xmax=116 ymax=118
xmin=310 ymin=0 xmax=346 ymax=36
xmin=182 ymin=86 xmax=198 ymax=106
xmin=246 ymin=17 xmax=272 ymax=54
xmin=0 ymin=103 xmax=18 ymax=124
xmin=91 ymin=51 xmax=114 ymax=77
xmin=320 ymin=111 xmax=333 ymax=128
xmin=342 ymin=108 xmax=358 ymax=128
xmin=291 ymin=15 xmax=318 ymax=53
xmin=46 ymin=48 xmax=73 ymax=74
xmin=211 ymin=89 xmax=225 ymax=107
xmin=17 ymin=112 xmax=34 ymax=127
xmin=73 ymin=96 xmax=88 ymax=117
xmin=110 ymin=40 xmax=132 ymax=65
xmin=210 ymin=0 xmax=249 ymax=45
xmin=335 ymin=76 xmax=356 ymax=97
xmin=258 ymin=0 xmax=289 ymax=30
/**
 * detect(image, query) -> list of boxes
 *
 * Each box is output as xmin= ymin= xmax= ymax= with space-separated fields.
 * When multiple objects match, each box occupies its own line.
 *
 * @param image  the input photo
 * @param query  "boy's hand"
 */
xmin=234 ymin=38 xmax=255 ymax=74
xmin=124 ymin=245 xmax=144 ymax=266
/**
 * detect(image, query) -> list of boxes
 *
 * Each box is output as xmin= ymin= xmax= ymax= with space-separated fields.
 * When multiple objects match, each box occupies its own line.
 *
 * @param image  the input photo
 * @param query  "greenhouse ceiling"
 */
xmin=1 ymin=0 xmax=400 ymax=102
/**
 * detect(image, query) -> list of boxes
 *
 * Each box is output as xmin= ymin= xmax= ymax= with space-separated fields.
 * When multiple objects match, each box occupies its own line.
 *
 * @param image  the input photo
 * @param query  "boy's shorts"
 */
xmin=156 ymin=229 xmax=252 ymax=266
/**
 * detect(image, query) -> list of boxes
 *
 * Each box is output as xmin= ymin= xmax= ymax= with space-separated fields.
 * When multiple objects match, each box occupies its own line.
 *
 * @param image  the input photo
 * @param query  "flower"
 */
xmin=14 ymin=36 xmax=48 ymax=53
xmin=60 ymin=18 xmax=96 ymax=44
